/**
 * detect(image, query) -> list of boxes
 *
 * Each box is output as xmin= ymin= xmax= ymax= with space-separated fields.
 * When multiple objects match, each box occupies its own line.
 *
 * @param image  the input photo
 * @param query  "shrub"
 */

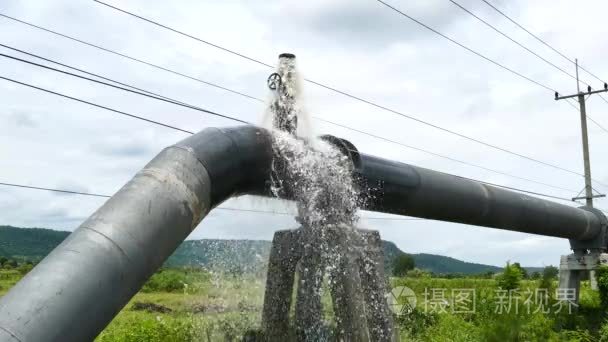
xmin=513 ymin=262 xmax=528 ymax=279
xmin=600 ymin=320 xmax=608 ymax=342
xmin=392 ymin=254 xmax=415 ymax=277
xmin=3 ymin=259 xmax=17 ymax=269
xmin=562 ymin=329 xmax=596 ymax=342
xmin=520 ymin=313 xmax=561 ymax=341
xmin=496 ymin=262 xmax=522 ymax=290
xmin=396 ymin=307 xmax=438 ymax=336
xmin=418 ymin=313 xmax=477 ymax=341
xmin=142 ymin=269 xmax=189 ymax=293
xmin=406 ymin=268 xmax=431 ymax=279
xmin=17 ymin=263 xmax=33 ymax=275
xmin=538 ymin=269 xmax=557 ymax=300
xmin=597 ymin=265 xmax=608 ymax=309
xmin=141 ymin=268 xmax=210 ymax=293
xmin=478 ymin=313 xmax=524 ymax=341
xmin=480 ymin=312 xmax=560 ymax=341
xmin=543 ymin=266 xmax=559 ymax=279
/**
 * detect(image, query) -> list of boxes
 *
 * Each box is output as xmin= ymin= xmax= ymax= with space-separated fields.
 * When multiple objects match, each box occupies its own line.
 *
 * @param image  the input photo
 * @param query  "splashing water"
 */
xmin=262 ymin=55 xmax=314 ymax=139
xmin=261 ymin=55 xmax=395 ymax=341
xmin=271 ymin=131 xmax=360 ymax=228
xmin=269 ymin=55 xmax=301 ymax=135
xmin=265 ymin=54 xmax=360 ymax=229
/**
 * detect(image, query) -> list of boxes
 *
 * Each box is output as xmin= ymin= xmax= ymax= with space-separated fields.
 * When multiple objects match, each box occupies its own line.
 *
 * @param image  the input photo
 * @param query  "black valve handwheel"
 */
xmin=267 ymin=73 xmax=281 ymax=90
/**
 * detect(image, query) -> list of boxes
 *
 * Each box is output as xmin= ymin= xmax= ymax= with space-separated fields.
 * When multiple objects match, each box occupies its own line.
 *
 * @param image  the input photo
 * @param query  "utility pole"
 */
xmin=555 ymin=59 xmax=607 ymax=207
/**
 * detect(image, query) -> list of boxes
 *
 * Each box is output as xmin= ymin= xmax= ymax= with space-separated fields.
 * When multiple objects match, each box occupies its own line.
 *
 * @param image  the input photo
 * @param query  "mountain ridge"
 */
xmin=0 ymin=225 xmax=537 ymax=274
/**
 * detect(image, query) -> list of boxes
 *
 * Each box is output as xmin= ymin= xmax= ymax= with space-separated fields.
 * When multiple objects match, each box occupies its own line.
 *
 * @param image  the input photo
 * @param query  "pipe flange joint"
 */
xmin=570 ymin=206 xmax=608 ymax=252
xmin=318 ymin=134 xmax=361 ymax=171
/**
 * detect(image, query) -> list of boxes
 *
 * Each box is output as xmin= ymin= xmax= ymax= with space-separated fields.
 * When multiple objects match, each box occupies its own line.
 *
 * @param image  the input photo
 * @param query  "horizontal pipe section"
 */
xmin=0 ymin=126 xmax=271 ymax=342
xmin=357 ymin=154 xmax=602 ymax=241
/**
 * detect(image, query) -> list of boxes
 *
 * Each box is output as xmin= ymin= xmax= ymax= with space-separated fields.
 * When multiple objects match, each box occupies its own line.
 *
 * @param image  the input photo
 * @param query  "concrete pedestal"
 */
xmin=261 ymin=226 xmax=396 ymax=341
xmin=558 ymin=253 xmax=608 ymax=302
xmin=261 ymin=229 xmax=302 ymax=341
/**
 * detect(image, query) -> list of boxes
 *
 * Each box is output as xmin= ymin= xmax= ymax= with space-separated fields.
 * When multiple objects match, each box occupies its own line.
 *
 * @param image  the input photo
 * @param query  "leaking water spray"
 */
xmin=267 ymin=53 xmax=299 ymax=135
xmin=267 ymin=53 xmax=360 ymax=229
xmin=261 ymin=53 xmax=397 ymax=341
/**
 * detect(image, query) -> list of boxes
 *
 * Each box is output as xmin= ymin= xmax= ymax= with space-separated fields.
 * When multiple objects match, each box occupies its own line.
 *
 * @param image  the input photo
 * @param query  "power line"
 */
xmin=2 ymin=45 xmax=579 ymax=194
xmin=0 ymin=44 xmax=588 ymax=192
xmin=0 ymin=44 xmax=258 ymax=108
xmin=0 ymin=182 xmax=293 ymax=216
xmin=0 ymin=71 xmax=580 ymax=203
xmin=479 ymin=0 xmax=605 ymax=85
xmin=372 ymin=0 xmax=608 ymax=187
xmin=448 ymin=0 xmax=577 ymax=83
xmin=0 ymin=75 xmax=195 ymax=134
xmin=380 ymin=0 xmax=608 ymax=114
xmin=0 ymin=13 xmax=605 ymax=219
xmin=0 ymin=14 xmax=592 ymax=187
xmin=587 ymin=116 xmax=608 ymax=135
xmin=0 ymin=14 xmax=262 ymax=103
xmin=0 ymin=182 xmax=110 ymax=198
xmin=0 ymin=78 xmax=588 ymax=206
xmin=0 ymin=181 xmax=424 ymax=221
xmin=315 ymin=117 xmax=577 ymax=193
xmin=0 ymin=181 xmax=285 ymax=213
xmin=479 ymin=0 xmax=608 ymax=106
xmin=94 ymin=1 xmax=273 ymax=69
xmin=0 ymin=44 xmax=186 ymax=103
xmin=85 ymin=3 xmax=600 ymax=185
xmin=0 ymin=180 xmax=587 ymax=217
xmin=94 ymin=0 xmax=556 ymax=92
xmin=0 ymin=72 xmax=581 ymax=203
xmin=451 ymin=175 xmax=573 ymax=202
xmin=360 ymin=216 xmax=427 ymax=221
xmin=100 ymin=0 xmax=608 ymax=149
xmin=562 ymin=97 xmax=608 ymax=134
xmin=79 ymin=4 xmax=608 ymax=186
xmin=381 ymin=0 xmax=608 ymax=130
xmin=372 ymin=0 xmax=553 ymax=92
xmin=0 ymin=53 xmax=250 ymax=125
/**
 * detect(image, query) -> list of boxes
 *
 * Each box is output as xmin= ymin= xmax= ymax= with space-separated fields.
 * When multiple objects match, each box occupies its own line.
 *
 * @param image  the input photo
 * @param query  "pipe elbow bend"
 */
xmin=173 ymin=126 xmax=274 ymax=207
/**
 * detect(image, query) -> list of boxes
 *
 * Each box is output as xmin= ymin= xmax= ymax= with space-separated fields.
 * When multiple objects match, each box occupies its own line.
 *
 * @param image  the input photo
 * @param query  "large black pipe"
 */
xmin=0 ymin=126 xmax=603 ymax=341
xmin=356 ymin=154 xmax=602 ymax=241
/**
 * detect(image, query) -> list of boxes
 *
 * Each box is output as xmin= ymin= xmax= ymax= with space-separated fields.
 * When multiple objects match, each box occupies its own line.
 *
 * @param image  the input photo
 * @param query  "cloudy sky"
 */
xmin=1 ymin=0 xmax=608 ymax=267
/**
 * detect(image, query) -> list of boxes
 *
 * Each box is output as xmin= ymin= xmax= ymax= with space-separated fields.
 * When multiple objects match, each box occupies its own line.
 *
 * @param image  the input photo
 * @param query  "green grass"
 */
xmin=0 ymin=269 xmax=21 ymax=296
xmin=97 ymin=272 xmax=267 ymax=341
xmin=2 ymin=268 xmax=608 ymax=341
xmin=393 ymin=277 xmax=606 ymax=341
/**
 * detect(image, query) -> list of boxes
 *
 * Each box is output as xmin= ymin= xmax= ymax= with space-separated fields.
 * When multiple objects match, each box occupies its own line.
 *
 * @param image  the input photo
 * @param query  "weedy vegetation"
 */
xmin=2 ymin=261 xmax=608 ymax=341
